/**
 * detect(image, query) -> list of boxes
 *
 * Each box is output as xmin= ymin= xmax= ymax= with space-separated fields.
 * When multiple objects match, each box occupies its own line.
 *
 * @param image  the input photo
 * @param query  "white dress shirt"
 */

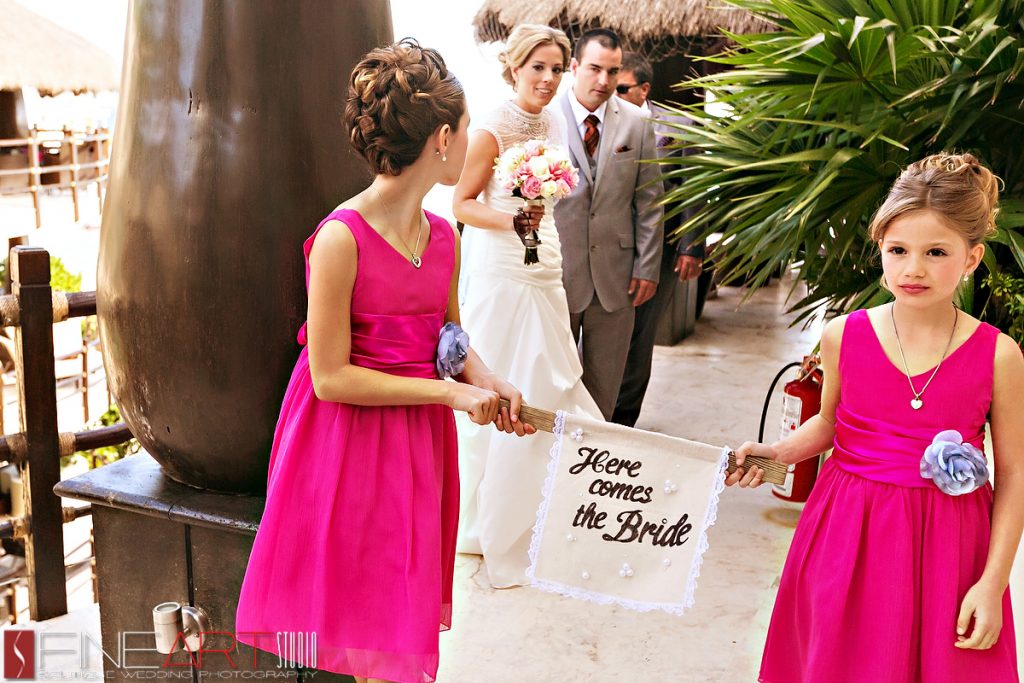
xmin=569 ymin=95 xmax=608 ymax=141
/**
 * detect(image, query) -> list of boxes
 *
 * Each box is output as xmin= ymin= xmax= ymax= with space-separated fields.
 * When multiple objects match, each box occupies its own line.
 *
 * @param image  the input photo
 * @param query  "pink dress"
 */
xmin=760 ymin=309 xmax=1018 ymax=683
xmin=235 ymin=208 xmax=459 ymax=683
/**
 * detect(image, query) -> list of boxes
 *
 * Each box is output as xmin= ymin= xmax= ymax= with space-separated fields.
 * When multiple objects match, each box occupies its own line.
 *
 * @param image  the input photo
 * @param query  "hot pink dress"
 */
xmin=760 ymin=309 xmax=1018 ymax=683
xmin=235 ymin=208 xmax=459 ymax=683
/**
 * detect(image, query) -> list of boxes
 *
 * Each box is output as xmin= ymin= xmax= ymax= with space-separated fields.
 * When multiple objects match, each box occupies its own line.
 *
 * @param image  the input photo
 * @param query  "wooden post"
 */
xmin=28 ymin=130 xmax=41 ymax=229
xmin=12 ymin=246 xmax=67 ymax=620
xmin=68 ymin=129 xmax=80 ymax=223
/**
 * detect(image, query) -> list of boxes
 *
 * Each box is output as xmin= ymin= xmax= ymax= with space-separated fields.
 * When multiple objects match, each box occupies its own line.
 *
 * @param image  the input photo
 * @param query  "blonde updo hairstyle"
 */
xmin=868 ymin=152 xmax=1000 ymax=246
xmin=345 ymin=38 xmax=465 ymax=176
xmin=499 ymin=24 xmax=571 ymax=88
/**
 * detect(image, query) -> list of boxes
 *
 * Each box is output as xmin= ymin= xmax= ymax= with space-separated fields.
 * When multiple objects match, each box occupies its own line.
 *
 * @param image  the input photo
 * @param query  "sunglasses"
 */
xmin=615 ymin=83 xmax=640 ymax=94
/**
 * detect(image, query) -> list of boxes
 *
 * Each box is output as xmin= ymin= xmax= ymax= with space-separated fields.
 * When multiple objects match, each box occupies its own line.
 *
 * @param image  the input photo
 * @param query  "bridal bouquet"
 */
xmin=494 ymin=140 xmax=579 ymax=264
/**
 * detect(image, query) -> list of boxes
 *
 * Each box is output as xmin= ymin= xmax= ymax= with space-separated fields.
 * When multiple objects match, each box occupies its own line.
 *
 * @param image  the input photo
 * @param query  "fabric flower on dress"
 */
xmin=436 ymin=322 xmax=470 ymax=380
xmin=919 ymin=430 xmax=989 ymax=496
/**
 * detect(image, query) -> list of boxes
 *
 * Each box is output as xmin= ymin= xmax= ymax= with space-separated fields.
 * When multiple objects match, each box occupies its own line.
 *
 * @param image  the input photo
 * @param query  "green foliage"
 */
xmin=49 ymin=256 xmax=82 ymax=293
xmin=657 ymin=0 xmax=1024 ymax=339
xmin=0 ymin=255 xmax=82 ymax=293
xmin=983 ymin=269 xmax=1024 ymax=341
xmin=60 ymin=403 xmax=140 ymax=471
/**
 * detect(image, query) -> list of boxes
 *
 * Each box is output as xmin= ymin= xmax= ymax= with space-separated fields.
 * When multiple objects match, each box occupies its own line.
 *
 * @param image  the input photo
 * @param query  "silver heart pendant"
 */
xmin=411 ymin=255 xmax=422 ymax=269
xmin=910 ymin=398 xmax=923 ymax=410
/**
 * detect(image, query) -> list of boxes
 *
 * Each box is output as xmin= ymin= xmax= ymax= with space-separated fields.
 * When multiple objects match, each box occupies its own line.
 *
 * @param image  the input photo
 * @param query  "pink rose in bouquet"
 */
xmin=521 ymin=176 xmax=544 ymax=200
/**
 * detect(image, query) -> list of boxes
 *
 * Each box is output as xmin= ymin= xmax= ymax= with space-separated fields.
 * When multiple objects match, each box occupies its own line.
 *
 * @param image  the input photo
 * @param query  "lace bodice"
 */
xmin=479 ymin=100 xmax=567 ymax=157
xmin=458 ymin=99 xmax=569 ymax=297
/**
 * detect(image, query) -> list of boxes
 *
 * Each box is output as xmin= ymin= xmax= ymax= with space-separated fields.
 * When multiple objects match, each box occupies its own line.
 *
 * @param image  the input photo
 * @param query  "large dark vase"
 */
xmin=98 ymin=0 xmax=393 ymax=493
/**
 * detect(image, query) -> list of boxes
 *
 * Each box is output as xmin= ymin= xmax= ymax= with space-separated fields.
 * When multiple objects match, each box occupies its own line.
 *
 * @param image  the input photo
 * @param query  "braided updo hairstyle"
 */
xmin=345 ymin=38 xmax=464 ymax=176
xmin=869 ymin=152 xmax=1001 ymax=246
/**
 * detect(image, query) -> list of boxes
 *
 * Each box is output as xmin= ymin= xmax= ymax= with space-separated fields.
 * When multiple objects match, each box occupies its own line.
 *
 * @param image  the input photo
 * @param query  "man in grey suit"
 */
xmin=553 ymin=29 xmax=664 ymax=420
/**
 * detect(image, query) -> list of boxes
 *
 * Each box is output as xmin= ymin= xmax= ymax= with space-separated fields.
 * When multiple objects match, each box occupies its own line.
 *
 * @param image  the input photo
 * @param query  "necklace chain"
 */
xmin=372 ymin=186 xmax=423 ymax=268
xmin=890 ymin=303 xmax=958 ymax=410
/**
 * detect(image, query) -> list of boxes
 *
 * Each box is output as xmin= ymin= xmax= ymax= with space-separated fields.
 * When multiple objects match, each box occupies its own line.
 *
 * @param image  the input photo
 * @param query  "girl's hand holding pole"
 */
xmin=468 ymin=373 xmax=536 ymax=437
xmin=726 ymin=441 xmax=779 ymax=488
xmin=454 ymin=349 xmax=535 ymax=437
xmin=448 ymin=383 xmax=500 ymax=426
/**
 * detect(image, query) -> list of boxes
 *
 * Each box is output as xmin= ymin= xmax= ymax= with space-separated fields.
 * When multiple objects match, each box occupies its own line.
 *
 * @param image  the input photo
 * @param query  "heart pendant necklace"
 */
xmin=890 ymin=303 xmax=958 ymax=410
xmin=373 ymin=186 xmax=424 ymax=268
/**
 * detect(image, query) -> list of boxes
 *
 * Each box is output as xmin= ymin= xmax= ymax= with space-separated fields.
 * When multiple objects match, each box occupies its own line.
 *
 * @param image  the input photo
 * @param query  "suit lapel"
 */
xmin=560 ymin=94 xmax=593 ymax=187
xmin=593 ymin=98 xmax=620 ymax=195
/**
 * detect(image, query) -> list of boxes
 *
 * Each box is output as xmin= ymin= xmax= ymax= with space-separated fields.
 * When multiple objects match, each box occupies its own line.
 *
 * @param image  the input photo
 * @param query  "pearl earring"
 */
xmin=963 ymin=272 xmax=971 ymax=282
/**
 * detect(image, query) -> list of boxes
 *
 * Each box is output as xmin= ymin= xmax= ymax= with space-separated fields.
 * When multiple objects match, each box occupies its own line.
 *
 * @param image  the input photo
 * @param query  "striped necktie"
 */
xmin=583 ymin=114 xmax=600 ymax=159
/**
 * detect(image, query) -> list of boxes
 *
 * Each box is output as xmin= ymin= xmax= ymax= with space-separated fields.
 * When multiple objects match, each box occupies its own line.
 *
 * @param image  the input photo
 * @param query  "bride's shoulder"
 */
xmin=542 ymin=105 xmax=568 ymax=138
xmin=473 ymin=104 xmax=510 ymax=138
xmin=473 ymin=101 xmax=512 ymax=133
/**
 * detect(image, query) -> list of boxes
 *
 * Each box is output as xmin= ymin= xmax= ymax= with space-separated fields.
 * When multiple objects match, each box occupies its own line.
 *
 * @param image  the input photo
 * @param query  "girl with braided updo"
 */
xmin=729 ymin=153 xmax=1024 ymax=682
xmin=236 ymin=39 xmax=534 ymax=683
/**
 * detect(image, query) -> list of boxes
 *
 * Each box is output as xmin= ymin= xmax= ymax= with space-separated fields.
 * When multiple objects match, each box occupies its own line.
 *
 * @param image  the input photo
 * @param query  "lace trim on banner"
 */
xmin=683 ymin=446 xmax=730 ymax=609
xmin=526 ymin=410 xmax=565 ymax=584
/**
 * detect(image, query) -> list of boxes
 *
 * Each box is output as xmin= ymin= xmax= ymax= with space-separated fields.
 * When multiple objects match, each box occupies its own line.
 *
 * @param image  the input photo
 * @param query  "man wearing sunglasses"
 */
xmin=553 ymin=29 xmax=664 ymax=421
xmin=612 ymin=52 xmax=707 ymax=428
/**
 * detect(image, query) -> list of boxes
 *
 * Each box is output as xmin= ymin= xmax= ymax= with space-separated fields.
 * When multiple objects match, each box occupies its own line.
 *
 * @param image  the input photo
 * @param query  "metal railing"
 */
xmin=0 ymin=246 xmax=132 ymax=621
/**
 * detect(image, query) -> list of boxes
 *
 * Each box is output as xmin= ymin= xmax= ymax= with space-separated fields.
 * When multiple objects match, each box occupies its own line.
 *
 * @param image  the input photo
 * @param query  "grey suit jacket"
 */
xmin=553 ymin=92 xmax=664 ymax=314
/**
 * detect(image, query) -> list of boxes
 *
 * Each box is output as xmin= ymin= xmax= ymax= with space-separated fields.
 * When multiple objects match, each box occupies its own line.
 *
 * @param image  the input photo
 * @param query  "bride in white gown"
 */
xmin=453 ymin=24 xmax=603 ymax=587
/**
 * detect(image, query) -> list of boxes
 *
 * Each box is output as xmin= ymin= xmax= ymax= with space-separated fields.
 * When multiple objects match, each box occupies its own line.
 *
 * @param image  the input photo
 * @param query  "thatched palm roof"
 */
xmin=0 ymin=0 xmax=119 ymax=95
xmin=473 ymin=0 xmax=775 ymax=60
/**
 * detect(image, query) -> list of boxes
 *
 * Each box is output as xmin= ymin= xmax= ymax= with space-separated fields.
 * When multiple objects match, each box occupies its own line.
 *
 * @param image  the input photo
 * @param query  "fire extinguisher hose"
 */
xmin=758 ymin=361 xmax=803 ymax=443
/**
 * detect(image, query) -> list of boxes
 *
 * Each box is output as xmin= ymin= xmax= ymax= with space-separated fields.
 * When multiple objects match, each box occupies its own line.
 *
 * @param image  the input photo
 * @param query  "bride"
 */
xmin=453 ymin=24 xmax=603 ymax=588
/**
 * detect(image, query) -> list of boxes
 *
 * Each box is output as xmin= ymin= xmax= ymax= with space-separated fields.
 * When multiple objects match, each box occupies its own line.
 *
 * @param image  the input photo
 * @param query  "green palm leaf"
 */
xmin=657 ymin=0 xmax=1024 ymax=341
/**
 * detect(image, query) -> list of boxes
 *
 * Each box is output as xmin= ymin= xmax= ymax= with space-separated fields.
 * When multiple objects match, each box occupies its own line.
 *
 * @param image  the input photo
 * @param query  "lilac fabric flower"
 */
xmin=919 ymin=430 xmax=990 ymax=496
xmin=436 ymin=322 xmax=470 ymax=379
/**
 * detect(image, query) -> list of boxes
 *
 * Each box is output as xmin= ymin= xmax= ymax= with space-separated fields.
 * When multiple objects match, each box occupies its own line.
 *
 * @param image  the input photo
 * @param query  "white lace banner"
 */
xmin=527 ymin=412 xmax=728 ymax=615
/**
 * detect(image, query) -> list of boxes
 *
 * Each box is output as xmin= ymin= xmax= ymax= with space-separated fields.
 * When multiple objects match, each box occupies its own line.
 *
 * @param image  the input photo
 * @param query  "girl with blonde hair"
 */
xmin=731 ymin=153 xmax=1024 ymax=682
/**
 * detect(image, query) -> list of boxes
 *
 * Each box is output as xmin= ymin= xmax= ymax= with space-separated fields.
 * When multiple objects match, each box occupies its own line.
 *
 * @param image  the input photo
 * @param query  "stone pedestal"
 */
xmin=655 ymin=277 xmax=698 ymax=346
xmin=54 ymin=455 xmax=353 ymax=682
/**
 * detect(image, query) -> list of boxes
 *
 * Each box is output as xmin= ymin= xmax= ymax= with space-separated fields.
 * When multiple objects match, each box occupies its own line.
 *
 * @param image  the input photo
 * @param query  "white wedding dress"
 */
xmin=457 ymin=100 xmax=603 ymax=588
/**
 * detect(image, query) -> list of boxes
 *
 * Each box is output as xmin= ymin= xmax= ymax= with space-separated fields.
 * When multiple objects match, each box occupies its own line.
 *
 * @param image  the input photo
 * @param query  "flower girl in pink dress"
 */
xmin=235 ymin=40 xmax=535 ymax=683
xmin=730 ymin=153 xmax=1024 ymax=682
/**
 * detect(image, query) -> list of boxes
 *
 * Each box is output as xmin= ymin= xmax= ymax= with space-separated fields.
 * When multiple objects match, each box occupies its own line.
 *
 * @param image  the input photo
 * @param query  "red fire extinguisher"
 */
xmin=758 ymin=355 xmax=824 ymax=503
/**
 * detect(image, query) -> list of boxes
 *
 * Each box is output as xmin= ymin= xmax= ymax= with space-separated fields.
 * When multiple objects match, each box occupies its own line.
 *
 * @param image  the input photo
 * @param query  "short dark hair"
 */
xmin=573 ymin=28 xmax=621 ymax=61
xmin=620 ymin=51 xmax=652 ymax=85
